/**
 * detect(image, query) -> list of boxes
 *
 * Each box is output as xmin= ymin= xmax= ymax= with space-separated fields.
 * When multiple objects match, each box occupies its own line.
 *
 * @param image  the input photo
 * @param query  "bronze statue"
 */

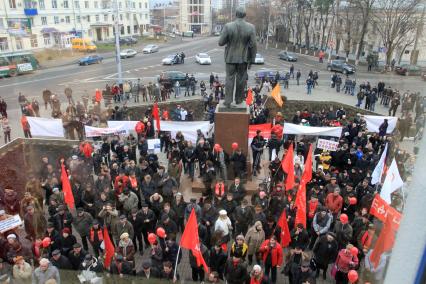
xmin=218 ymin=6 xmax=257 ymax=108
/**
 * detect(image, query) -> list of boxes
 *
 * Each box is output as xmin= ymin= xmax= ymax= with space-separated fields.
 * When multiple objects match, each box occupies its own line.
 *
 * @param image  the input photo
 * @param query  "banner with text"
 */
xmin=317 ymin=138 xmax=339 ymax=151
xmin=85 ymin=125 xmax=127 ymax=137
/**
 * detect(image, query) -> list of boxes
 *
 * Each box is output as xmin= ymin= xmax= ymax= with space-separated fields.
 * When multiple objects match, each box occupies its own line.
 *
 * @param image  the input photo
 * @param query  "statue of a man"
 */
xmin=219 ymin=7 xmax=257 ymax=108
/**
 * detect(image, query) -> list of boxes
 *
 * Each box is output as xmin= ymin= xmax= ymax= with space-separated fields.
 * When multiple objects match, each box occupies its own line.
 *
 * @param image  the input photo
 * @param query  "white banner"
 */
xmin=85 ymin=125 xmax=127 ymax=137
xmin=0 ymin=214 xmax=22 ymax=233
xmin=108 ymin=120 xmax=213 ymax=143
xmin=27 ymin=117 xmax=65 ymax=138
xmin=317 ymin=138 xmax=339 ymax=151
xmin=284 ymin=123 xmax=342 ymax=138
xmin=363 ymin=115 xmax=397 ymax=134
xmin=147 ymin=139 xmax=161 ymax=153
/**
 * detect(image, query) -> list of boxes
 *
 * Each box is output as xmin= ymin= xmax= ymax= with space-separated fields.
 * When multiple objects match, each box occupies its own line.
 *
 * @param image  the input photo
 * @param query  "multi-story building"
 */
xmin=179 ymin=0 xmax=211 ymax=34
xmin=0 ymin=0 xmax=150 ymax=52
xmin=150 ymin=1 xmax=179 ymax=32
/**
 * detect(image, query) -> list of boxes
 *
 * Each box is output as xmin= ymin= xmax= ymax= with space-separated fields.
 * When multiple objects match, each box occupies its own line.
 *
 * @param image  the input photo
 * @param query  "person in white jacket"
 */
xmin=214 ymin=210 xmax=233 ymax=246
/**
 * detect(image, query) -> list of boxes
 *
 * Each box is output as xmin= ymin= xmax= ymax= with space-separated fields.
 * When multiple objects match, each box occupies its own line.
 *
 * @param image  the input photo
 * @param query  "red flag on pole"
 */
xmin=294 ymin=183 xmax=307 ymax=228
xmin=277 ymin=210 xmax=291 ymax=247
xmin=60 ymin=163 xmax=75 ymax=210
xmin=103 ymin=226 xmax=115 ymax=269
xmin=246 ymin=88 xmax=253 ymax=106
xmin=152 ymin=102 xmax=161 ymax=131
xmin=281 ymin=144 xmax=295 ymax=191
xmin=301 ymin=145 xmax=313 ymax=185
xmin=180 ymin=209 xmax=209 ymax=273
xmin=369 ymin=212 xmax=397 ymax=268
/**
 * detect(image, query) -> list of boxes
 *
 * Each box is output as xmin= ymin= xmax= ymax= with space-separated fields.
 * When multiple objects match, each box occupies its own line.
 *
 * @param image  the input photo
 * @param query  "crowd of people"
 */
xmin=0 ymin=90 xmax=417 ymax=284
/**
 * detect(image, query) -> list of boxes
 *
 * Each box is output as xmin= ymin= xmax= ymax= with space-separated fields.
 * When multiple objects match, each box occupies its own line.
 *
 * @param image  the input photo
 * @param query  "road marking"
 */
xmin=304 ymin=63 xmax=315 ymax=67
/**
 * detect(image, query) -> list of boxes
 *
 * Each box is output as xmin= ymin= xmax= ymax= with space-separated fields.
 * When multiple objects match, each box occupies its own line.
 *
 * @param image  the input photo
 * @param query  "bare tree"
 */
xmin=351 ymin=0 xmax=376 ymax=64
xmin=373 ymin=0 xmax=421 ymax=65
xmin=315 ymin=0 xmax=335 ymax=49
xmin=303 ymin=0 xmax=315 ymax=48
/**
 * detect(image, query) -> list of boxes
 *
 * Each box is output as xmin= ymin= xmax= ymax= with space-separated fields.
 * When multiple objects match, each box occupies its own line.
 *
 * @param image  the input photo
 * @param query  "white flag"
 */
xmin=380 ymin=159 xmax=403 ymax=204
xmin=371 ymin=143 xmax=388 ymax=185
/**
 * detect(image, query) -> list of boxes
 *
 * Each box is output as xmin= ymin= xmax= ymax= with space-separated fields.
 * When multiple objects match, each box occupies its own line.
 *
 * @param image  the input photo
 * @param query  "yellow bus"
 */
xmin=71 ymin=38 xmax=97 ymax=52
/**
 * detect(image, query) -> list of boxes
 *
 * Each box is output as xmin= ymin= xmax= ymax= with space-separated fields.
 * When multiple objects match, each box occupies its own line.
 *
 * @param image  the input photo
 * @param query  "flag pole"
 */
xmin=173 ymin=246 xmax=181 ymax=279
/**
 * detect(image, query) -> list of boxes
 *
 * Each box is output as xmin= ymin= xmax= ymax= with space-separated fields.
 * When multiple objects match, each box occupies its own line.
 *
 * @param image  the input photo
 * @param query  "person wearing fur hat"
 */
xmin=245 ymin=221 xmax=265 ymax=265
xmin=117 ymin=233 xmax=135 ymax=263
xmin=249 ymin=265 xmax=270 ymax=284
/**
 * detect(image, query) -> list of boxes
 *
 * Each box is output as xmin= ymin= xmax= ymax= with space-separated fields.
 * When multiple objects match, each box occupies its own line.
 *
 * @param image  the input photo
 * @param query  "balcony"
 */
xmin=24 ymin=0 xmax=38 ymax=16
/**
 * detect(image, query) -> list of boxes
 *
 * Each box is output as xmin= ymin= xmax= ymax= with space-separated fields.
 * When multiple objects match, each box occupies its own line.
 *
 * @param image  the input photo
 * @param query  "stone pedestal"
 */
xmin=214 ymin=102 xmax=249 ymax=156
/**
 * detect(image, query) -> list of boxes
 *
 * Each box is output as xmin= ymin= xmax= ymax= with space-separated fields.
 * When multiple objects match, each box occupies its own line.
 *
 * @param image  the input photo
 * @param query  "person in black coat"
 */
xmin=209 ymin=244 xmax=227 ymax=279
xmin=190 ymin=243 xmax=210 ymax=282
xmin=68 ymin=243 xmax=87 ymax=270
xmin=128 ymin=208 xmax=144 ymax=254
xmin=228 ymin=178 xmax=247 ymax=204
xmin=292 ymin=260 xmax=317 ymax=284
xmin=109 ymin=255 xmax=133 ymax=276
xmin=137 ymin=260 xmax=161 ymax=279
xmin=58 ymin=228 xmax=76 ymax=256
xmin=224 ymin=256 xmax=249 ymax=284
xmin=160 ymin=261 xmax=179 ymax=282
xmin=230 ymin=149 xmax=247 ymax=178
xmin=313 ymin=232 xmax=338 ymax=279
xmin=53 ymin=205 xmax=73 ymax=232
xmin=50 ymin=249 xmax=73 ymax=270
xmin=290 ymin=223 xmax=310 ymax=251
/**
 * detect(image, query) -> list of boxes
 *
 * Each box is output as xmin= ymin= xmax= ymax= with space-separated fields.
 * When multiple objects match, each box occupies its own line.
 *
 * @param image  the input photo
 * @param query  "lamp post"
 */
xmin=113 ymin=0 xmax=123 ymax=87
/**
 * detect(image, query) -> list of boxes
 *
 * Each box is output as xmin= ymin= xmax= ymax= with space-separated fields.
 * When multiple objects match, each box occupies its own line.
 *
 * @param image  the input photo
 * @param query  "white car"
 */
xmin=254 ymin=53 xmax=264 ymax=64
xmin=195 ymin=53 xmax=212 ymax=65
xmin=143 ymin=44 xmax=159 ymax=53
xmin=120 ymin=49 xmax=137 ymax=58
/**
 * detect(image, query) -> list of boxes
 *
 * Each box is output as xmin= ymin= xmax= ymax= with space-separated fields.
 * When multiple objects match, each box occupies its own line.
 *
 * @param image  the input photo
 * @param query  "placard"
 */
xmin=317 ymin=138 xmax=339 ymax=151
xmin=147 ymin=139 xmax=161 ymax=154
xmin=0 ymin=215 xmax=23 ymax=233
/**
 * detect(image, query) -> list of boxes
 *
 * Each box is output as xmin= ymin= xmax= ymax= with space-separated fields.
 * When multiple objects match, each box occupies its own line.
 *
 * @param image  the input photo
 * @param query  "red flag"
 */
xmin=281 ymin=144 xmax=295 ymax=191
xmin=369 ymin=194 xmax=402 ymax=229
xmin=277 ymin=210 xmax=291 ymax=247
xmin=103 ymin=226 xmax=115 ymax=269
xmin=60 ymin=163 xmax=75 ymax=209
xmin=294 ymin=183 xmax=307 ymax=228
xmin=246 ymin=88 xmax=253 ymax=106
xmin=152 ymin=102 xmax=161 ymax=131
xmin=301 ymin=145 xmax=313 ymax=185
xmin=369 ymin=213 xmax=397 ymax=268
xmin=180 ymin=209 xmax=209 ymax=273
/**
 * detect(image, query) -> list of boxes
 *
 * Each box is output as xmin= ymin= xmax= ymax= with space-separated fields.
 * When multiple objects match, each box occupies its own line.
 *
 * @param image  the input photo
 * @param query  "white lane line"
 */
xmin=304 ymin=63 xmax=315 ymax=67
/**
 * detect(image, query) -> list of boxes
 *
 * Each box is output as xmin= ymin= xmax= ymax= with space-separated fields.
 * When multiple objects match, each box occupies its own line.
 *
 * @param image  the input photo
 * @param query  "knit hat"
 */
xmin=62 ymin=228 xmax=71 ymax=234
xmin=219 ymin=210 xmax=227 ymax=216
xmin=120 ymin=233 xmax=129 ymax=240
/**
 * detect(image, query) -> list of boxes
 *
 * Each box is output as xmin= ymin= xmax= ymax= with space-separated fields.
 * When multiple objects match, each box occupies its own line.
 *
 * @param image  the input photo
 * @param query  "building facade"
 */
xmin=0 ymin=0 xmax=150 ymax=52
xmin=179 ymin=0 xmax=211 ymax=34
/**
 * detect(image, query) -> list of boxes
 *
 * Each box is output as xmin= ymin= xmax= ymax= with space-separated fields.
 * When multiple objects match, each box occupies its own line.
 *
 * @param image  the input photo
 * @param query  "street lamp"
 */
xmin=112 ymin=0 xmax=123 ymax=87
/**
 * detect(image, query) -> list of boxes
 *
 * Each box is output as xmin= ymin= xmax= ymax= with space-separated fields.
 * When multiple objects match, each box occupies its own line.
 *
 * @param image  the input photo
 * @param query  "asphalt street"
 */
xmin=1 ymin=36 xmax=424 ymax=112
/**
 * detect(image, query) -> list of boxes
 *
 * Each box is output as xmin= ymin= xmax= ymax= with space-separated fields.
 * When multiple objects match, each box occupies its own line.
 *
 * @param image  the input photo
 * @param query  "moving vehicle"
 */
xmin=395 ymin=64 xmax=422 ymax=76
xmin=254 ymin=53 xmax=264 ymax=64
xmin=254 ymin=69 xmax=286 ymax=82
xmin=120 ymin=49 xmax=137 ymax=58
xmin=78 ymin=55 xmax=103 ymax=65
xmin=143 ymin=44 xmax=159 ymax=53
xmin=71 ymin=38 xmax=97 ymax=52
xmin=195 ymin=53 xmax=212 ymax=65
xmin=327 ymin=60 xmax=356 ymax=74
xmin=278 ymin=51 xmax=298 ymax=61
xmin=0 ymin=52 xmax=39 ymax=77
xmin=119 ymin=36 xmax=138 ymax=45
xmin=158 ymin=71 xmax=188 ymax=86
xmin=162 ymin=54 xmax=184 ymax=65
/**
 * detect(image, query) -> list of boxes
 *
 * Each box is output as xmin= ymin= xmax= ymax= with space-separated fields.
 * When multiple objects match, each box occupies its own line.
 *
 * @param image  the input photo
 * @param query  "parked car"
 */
xmin=327 ymin=60 xmax=356 ymax=74
xmin=157 ymin=71 xmax=187 ymax=86
xmin=78 ymin=55 xmax=103 ymax=65
xmin=120 ymin=49 xmax=137 ymax=58
xmin=119 ymin=37 xmax=138 ymax=45
xmin=254 ymin=53 xmax=264 ymax=64
xmin=254 ymin=69 xmax=286 ymax=82
xmin=195 ymin=53 xmax=212 ymax=65
xmin=395 ymin=64 xmax=422 ymax=76
xmin=143 ymin=44 xmax=159 ymax=53
xmin=278 ymin=51 xmax=298 ymax=61
xmin=162 ymin=54 xmax=184 ymax=65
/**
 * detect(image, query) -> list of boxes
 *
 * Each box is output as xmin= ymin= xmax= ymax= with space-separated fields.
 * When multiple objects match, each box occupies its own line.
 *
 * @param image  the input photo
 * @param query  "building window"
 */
xmin=87 ymin=15 xmax=90 ymax=22
xmin=145 ymin=14 xmax=147 ymax=20
xmin=64 ymin=0 xmax=69 ymax=8
xmin=84 ymin=1 xmax=89 ymax=8
xmin=0 ymin=38 xmax=9 ymax=51
xmin=31 ymin=35 xmax=38 ymax=48
xmin=54 ymin=16 xmax=59 ymax=24
xmin=145 ymin=2 xmax=147 ymax=9
xmin=94 ymin=1 xmax=98 ymax=8
xmin=119 ymin=2 xmax=122 ymax=8
xmin=16 ymin=38 xmax=23 ymax=50
xmin=104 ymin=14 xmax=108 ymax=22
xmin=41 ymin=16 xmax=47 ymax=25
xmin=134 ymin=25 xmax=137 ymax=33
xmin=96 ymin=15 xmax=99 ymax=22
xmin=126 ymin=13 xmax=130 ymax=20
xmin=133 ymin=2 xmax=136 ymax=8
xmin=120 ymin=14 xmax=123 ymax=21
xmin=52 ymin=0 xmax=57 ymax=8
xmin=139 ymin=2 xmax=141 ymax=8
xmin=74 ymin=1 xmax=79 ymax=8
xmin=9 ymin=0 xmax=16 ymax=8
xmin=120 ymin=26 xmax=124 ymax=34
xmin=127 ymin=26 xmax=130 ymax=34
xmin=65 ymin=16 xmax=70 ymax=23
xmin=39 ymin=0 xmax=45 ymax=9
xmin=76 ymin=15 xmax=81 ymax=23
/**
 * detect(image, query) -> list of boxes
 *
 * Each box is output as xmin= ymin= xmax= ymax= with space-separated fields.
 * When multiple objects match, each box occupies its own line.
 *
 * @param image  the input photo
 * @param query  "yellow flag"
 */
xmin=271 ymin=83 xmax=283 ymax=107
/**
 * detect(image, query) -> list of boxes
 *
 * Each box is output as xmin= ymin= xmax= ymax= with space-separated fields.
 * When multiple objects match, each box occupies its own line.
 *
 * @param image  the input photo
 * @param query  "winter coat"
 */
xmin=114 ymin=221 xmax=134 ymax=241
xmin=224 ymin=259 xmax=249 ymax=284
xmin=12 ymin=262 xmax=32 ymax=283
xmin=118 ymin=191 xmax=139 ymax=213
xmin=259 ymin=239 xmax=283 ymax=267
xmin=117 ymin=239 xmax=135 ymax=261
xmin=312 ymin=212 xmax=333 ymax=235
xmin=333 ymin=221 xmax=353 ymax=247
xmin=209 ymin=247 xmax=227 ymax=274
xmin=31 ymin=264 xmax=60 ymax=284
xmin=313 ymin=234 xmax=339 ymax=266
xmin=189 ymin=243 xmax=209 ymax=268
xmin=245 ymin=221 xmax=265 ymax=255
xmin=74 ymin=212 xmax=93 ymax=237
